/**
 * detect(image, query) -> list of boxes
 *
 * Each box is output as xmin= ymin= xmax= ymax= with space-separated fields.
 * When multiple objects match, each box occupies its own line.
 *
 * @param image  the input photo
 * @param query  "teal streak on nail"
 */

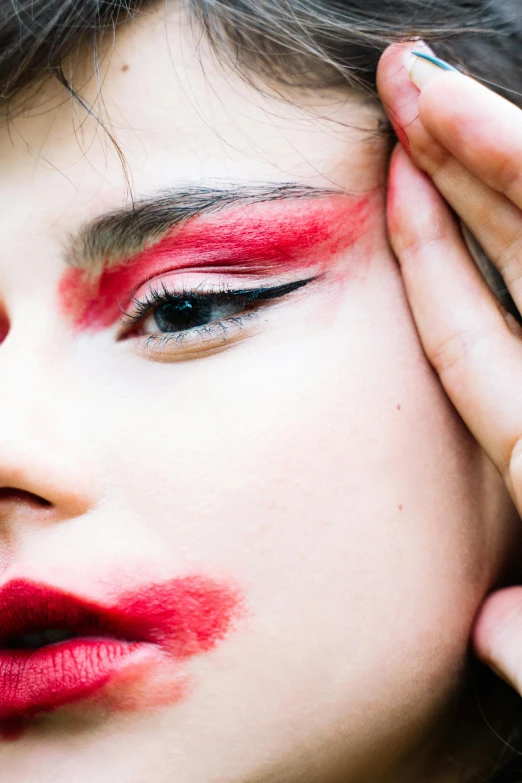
xmin=412 ymin=51 xmax=460 ymax=73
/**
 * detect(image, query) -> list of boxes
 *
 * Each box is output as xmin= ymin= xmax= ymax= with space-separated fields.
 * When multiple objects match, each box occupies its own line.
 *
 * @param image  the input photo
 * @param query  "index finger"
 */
xmin=388 ymin=145 xmax=522 ymax=507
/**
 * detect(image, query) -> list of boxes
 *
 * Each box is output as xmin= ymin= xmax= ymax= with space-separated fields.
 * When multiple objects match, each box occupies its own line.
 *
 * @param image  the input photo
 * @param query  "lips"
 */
xmin=0 ymin=576 xmax=242 ymax=720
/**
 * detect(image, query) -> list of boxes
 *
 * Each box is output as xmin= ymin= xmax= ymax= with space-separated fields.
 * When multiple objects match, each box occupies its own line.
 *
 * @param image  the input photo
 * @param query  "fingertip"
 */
xmin=389 ymin=142 xmax=411 ymax=174
xmin=473 ymin=586 xmax=522 ymax=655
xmin=386 ymin=144 xmax=446 ymax=253
xmin=388 ymin=143 xmax=434 ymax=194
xmin=473 ymin=586 xmax=522 ymax=692
xmin=378 ymin=41 xmax=441 ymax=160
xmin=377 ymin=40 xmax=420 ymax=95
xmin=378 ymin=41 xmax=420 ymax=75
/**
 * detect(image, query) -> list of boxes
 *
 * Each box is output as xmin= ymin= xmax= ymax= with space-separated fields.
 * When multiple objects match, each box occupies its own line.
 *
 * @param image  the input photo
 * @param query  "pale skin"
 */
xmin=377 ymin=42 xmax=522 ymax=697
xmin=0 ymin=6 xmax=519 ymax=783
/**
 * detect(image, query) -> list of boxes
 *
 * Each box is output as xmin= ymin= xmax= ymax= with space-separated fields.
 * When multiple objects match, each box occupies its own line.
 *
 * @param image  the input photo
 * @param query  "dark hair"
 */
xmin=0 ymin=0 xmax=521 ymax=110
xmin=1 ymin=1 xmax=522 ymax=781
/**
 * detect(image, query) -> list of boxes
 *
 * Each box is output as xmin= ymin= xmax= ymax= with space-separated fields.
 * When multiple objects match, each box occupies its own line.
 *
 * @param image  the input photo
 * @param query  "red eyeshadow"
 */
xmin=59 ymin=194 xmax=371 ymax=331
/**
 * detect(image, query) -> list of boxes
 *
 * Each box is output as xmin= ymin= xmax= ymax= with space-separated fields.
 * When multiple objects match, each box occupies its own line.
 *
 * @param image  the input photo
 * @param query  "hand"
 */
xmin=377 ymin=42 xmax=522 ymax=692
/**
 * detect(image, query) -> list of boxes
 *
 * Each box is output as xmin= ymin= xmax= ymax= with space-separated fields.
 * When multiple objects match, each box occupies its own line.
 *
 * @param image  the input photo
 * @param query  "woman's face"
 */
xmin=0 ymin=8 xmax=517 ymax=783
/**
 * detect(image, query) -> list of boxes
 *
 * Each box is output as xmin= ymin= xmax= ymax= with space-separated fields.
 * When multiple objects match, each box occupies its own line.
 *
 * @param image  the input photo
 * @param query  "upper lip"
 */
xmin=0 ymin=579 xmax=148 ymax=647
xmin=0 ymin=573 xmax=242 ymax=656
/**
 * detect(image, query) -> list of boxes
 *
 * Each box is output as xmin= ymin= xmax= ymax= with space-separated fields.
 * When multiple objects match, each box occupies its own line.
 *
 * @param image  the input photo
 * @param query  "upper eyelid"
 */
xmin=141 ymin=276 xmax=318 ymax=302
xmin=122 ymin=276 xmax=318 ymax=320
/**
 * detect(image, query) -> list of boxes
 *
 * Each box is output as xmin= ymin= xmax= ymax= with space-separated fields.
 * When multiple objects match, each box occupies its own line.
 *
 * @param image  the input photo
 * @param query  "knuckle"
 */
xmin=428 ymin=321 xmax=504 ymax=379
xmin=428 ymin=331 xmax=469 ymax=377
xmin=491 ymin=154 xmax=522 ymax=204
xmin=398 ymin=232 xmax=448 ymax=259
xmin=395 ymin=212 xmax=455 ymax=259
xmin=413 ymin=139 xmax=453 ymax=178
xmin=495 ymin=234 xmax=522 ymax=285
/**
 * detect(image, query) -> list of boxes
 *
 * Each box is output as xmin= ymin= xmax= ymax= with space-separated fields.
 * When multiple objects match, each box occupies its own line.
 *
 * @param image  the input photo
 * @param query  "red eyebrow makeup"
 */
xmin=59 ymin=194 xmax=371 ymax=331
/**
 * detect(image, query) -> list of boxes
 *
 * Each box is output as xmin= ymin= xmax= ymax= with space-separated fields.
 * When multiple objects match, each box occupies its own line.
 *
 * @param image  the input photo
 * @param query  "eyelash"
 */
xmin=119 ymin=276 xmax=317 ymax=355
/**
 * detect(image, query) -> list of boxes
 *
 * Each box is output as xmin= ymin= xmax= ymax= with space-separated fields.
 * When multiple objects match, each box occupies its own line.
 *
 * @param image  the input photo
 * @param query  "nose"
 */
xmin=0 ymin=327 xmax=101 ymax=536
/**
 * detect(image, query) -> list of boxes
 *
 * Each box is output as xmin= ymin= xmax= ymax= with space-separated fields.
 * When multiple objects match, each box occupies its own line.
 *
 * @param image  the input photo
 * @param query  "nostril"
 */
xmin=0 ymin=489 xmax=52 ymax=508
xmin=0 ymin=312 xmax=9 ymax=344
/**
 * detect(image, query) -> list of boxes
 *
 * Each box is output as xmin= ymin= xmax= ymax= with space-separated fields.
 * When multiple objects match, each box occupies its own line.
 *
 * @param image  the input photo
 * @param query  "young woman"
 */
xmin=0 ymin=2 xmax=521 ymax=782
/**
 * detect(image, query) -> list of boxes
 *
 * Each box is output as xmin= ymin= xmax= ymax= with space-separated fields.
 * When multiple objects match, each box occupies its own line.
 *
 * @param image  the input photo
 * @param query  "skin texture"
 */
xmin=0 ymin=10 xmax=519 ymax=783
xmin=378 ymin=43 xmax=522 ymax=704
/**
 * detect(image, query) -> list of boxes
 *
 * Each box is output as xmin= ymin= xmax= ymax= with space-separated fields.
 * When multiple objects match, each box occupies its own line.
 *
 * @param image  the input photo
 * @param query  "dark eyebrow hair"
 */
xmin=66 ymin=182 xmax=341 ymax=276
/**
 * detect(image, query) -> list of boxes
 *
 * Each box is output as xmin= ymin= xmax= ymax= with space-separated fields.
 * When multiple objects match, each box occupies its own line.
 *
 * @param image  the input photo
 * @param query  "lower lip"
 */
xmin=0 ymin=638 xmax=150 ymax=718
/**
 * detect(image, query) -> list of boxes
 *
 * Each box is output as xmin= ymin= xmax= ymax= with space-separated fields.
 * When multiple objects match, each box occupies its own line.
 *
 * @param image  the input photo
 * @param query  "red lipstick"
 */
xmin=59 ymin=195 xmax=371 ymax=331
xmin=0 ymin=576 xmax=242 ymax=722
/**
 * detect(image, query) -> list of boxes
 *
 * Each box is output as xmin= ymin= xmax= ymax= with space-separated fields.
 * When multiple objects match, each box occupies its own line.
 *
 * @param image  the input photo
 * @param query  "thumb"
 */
xmin=474 ymin=586 xmax=522 ymax=693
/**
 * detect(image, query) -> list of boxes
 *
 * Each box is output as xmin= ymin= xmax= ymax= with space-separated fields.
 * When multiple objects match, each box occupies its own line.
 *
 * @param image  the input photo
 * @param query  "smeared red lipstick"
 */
xmin=0 ymin=576 xmax=242 ymax=722
xmin=59 ymin=195 xmax=370 ymax=330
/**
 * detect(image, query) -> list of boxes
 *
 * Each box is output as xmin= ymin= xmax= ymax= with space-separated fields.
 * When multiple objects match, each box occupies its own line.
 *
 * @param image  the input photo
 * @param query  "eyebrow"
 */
xmin=66 ymin=182 xmax=341 ymax=276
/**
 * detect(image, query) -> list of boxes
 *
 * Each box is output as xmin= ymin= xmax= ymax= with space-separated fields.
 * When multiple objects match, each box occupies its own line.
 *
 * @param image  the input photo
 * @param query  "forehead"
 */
xmin=0 ymin=5 xmax=386 ymax=249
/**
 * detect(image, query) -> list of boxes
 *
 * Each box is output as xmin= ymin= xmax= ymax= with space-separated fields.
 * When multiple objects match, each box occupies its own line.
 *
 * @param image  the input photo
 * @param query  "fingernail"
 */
xmin=405 ymin=51 xmax=460 ymax=90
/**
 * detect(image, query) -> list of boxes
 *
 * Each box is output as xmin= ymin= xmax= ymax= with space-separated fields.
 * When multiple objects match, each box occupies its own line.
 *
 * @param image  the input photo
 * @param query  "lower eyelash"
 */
xmin=140 ymin=312 xmax=258 ymax=355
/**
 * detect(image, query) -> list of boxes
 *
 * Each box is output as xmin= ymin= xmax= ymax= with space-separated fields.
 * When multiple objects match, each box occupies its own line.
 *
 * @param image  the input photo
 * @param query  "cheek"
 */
xmin=95 ymin=247 xmax=498 ymax=599
xmin=65 ymin=245 xmax=513 ymax=765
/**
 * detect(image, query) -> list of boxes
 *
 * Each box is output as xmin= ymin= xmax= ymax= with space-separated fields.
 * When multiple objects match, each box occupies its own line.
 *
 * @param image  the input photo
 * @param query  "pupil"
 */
xmin=154 ymin=298 xmax=212 ymax=333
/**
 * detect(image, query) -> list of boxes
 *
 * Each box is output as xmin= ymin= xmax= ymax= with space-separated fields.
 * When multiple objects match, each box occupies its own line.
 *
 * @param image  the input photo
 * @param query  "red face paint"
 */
xmin=59 ymin=195 xmax=371 ymax=331
xmin=0 ymin=575 xmax=243 ymax=733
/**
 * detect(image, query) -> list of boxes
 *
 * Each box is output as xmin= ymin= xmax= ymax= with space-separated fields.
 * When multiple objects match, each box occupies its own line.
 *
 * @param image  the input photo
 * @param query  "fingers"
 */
xmin=377 ymin=42 xmax=522 ymax=206
xmin=474 ymin=587 xmax=522 ymax=694
xmin=377 ymin=43 xmax=522 ymax=311
xmin=424 ymin=161 xmax=522 ymax=304
xmin=380 ymin=42 xmax=522 ymax=703
xmin=411 ymin=60 xmax=522 ymax=211
xmin=388 ymin=146 xmax=522 ymax=499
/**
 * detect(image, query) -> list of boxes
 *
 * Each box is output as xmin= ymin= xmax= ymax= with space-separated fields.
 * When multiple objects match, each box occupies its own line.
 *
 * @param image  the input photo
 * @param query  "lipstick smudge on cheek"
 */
xmin=58 ymin=195 xmax=372 ymax=332
xmin=0 ymin=576 xmax=245 ymax=739
xmin=116 ymin=575 xmax=244 ymax=656
xmin=104 ymin=578 xmax=245 ymax=712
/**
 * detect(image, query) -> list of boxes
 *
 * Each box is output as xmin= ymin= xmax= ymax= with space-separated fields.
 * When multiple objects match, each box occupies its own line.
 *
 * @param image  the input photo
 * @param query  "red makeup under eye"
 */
xmin=58 ymin=194 xmax=371 ymax=332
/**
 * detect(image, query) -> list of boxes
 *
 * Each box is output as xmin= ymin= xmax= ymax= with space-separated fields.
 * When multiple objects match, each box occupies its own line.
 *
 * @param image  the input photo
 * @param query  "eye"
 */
xmin=141 ymin=295 xmax=246 ymax=335
xmin=119 ymin=276 xmax=319 ymax=361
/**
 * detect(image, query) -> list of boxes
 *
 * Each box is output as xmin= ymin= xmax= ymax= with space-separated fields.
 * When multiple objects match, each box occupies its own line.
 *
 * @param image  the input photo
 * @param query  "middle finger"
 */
xmin=377 ymin=44 xmax=522 ymax=309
